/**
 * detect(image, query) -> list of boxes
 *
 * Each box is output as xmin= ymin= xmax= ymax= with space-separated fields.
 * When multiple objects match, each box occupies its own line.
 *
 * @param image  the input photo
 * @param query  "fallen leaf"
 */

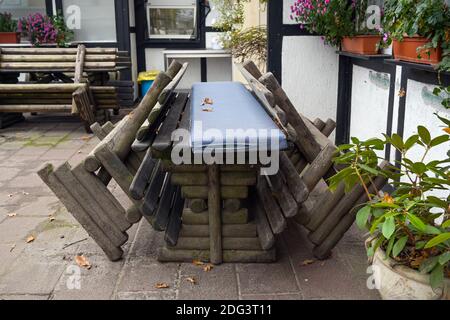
xmin=202 ymin=108 xmax=214 ymax=112
xmin=398 ymin=88 xmax=406 ymax=97
xmin=201 ymin=97 xmax=214 ymax=106
xmin=77 ymin=151 xmax=82 ymax=154
xmin=203 ymin=264 xmax=214 ymax=272
xmin=186 ymin=277 xmax=197 ymax=285
xmin=301 ymin=259 xmax=315 ymax=266
xmin=155 ymin=283 xmax=170 ymax=289
xmin=49 ymin=216 xmax=56 ymax=222
xmin=80 ymin=136 xmax=91 ymax=142
xmin=26 ymin=235 xmax=35 ymax=243
xmin=444 ymin=127 xmax=450 ymax=135
xmin=7 ymin=213 xmax=17 ymax=218
xmin=193 ymin=260 xmax=205 ymax=266
xmin=10 ymin=244 xmax=16 ymax=252
xmin=75 ymin=255 xmax=92 ymax=270
xmin=8 ymin=194 xmax=13 ymax=198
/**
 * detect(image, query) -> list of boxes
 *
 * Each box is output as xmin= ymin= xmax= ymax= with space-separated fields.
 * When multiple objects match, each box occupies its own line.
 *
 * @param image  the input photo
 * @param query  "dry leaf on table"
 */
xmin=75 ymin=255 xmax=92 ymax=270
xmin=155 ymin=283 xmax=170 ymax=289
xmin=201 ymin=98 xmax=214 ymax=106
xmin=26 ymin=235 xmax=35 ymax=243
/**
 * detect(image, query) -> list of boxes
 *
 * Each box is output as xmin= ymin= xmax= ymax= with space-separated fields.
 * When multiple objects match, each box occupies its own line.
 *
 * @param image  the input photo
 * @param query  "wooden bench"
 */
xmin=38 ymin=60 xmax=186 ymax=261
xmin=0 ymin=45 xmax=133 ymax=130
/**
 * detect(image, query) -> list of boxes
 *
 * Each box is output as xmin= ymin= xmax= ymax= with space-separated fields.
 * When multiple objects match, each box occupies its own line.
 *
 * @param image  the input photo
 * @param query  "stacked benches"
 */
xmin=38 ymin=59 xmax=389 ymax=263
xmin=0 ymin=45 xmax=133 ymax=130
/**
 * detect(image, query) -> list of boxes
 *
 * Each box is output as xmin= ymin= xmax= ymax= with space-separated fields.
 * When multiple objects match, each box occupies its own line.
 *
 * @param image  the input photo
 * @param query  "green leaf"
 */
xmin=386 ymin=235 xmax=396 ymax=258
xmin=435 ymin=113 xmax=450 ymax=127
xmin=438 ymin=252 xmax=450 ymax=265
xmin=418 ymin=126 xmax=431 ymax=145
xmin=382 ymin=217 xmax=396 ymax=240
xmin=356 ymin=206 xmax=371 ymax=230
xmin=420 ymin=256 xmax=439 ymax=274
xmin=392 ymin=236 xmax=408 ymax=258
xmin=390 ymin=134 xmax=404 ymax=151
xmin=425 ymin=233 xmax=450 ymax=249
xmin=430 ymin=135 xmax=450 ymax=147
xmin=412 ymin=162 xmax=427 ymax=175
xmin=427 ymin=196 xmax=448 ymax=208
xmin=357 ymin=164 xmax=379 ymax=176
xmin=430 ymin=264 xmax=444 ymax=290
xmin=424 ymin=225 xmax=442 ymax=235
xmin=442 ymin=220 xmax=450 ymax=229
xmin=407 ymin=213 xmax=427 ymax=232
xmin=404 ymin=135 xmax=419 ymax=150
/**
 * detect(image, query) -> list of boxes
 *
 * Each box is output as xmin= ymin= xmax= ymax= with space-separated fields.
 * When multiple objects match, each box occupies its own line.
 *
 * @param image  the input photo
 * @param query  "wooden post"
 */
xmin=72 ymin=44 xmax=86 ymax=114
xmin=208 ymin=165 xmax=222 ymax=264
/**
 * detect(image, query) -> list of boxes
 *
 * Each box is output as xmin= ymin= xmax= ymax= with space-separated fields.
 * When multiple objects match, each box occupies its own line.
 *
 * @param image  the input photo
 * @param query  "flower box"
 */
xmin=0 ymin=32 xmax=21 ymax=44
xmin=393 ymin=37 xmax=442 ymax=65
xmin=341 ymin=35 xmax=381 ymax=55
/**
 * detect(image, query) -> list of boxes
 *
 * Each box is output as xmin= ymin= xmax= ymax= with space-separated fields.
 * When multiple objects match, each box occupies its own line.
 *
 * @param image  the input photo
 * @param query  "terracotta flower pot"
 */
xmin=393 ymin=37 xmax=442 ymax=65
xmin=0 ymin=32 xmax=21 ymax=44
xmin=342 ymin=35 xmax=381 ymax=55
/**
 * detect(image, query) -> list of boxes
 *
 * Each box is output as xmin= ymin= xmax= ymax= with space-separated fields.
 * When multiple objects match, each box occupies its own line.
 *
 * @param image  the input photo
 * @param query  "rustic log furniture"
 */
xmin=0 ymin=45 xmax=132 ymax=130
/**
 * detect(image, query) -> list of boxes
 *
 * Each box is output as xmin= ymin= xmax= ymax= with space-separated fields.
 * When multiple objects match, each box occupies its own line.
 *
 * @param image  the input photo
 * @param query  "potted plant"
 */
xmin=290 ymin=0 xmax=382 ymax=55
xmin=18 ymin=13 xmax=73 ymax=47
xmin=383 ymin=0 xmax=450 ymax=65
xmin=0 ymin=12 xmax=20 ymax=44
xmin=329 ymin=115 xmax=450 ymax=299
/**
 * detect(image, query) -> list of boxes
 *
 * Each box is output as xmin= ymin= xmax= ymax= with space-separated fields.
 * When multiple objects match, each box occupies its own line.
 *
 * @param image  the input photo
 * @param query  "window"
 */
xmin=147 ymin=1 xmax=197 ymax=40
xmin=0 ymin=0 xmax=46 ymax=19
xmin=62 ymin=0 xmax=117 ymax=42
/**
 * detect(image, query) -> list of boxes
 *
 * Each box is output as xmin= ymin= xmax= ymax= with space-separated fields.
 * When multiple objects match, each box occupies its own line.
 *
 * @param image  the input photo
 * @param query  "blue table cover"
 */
xmin=190 ymin=82 xmax=288 ymax=153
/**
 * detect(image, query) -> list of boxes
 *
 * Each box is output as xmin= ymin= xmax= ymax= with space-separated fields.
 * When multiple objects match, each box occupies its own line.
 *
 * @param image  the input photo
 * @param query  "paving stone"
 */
xmin=0 ymin=243 xmax=26 ymax=276
xmin=178 ymin=264 xmax=238 ymax=300
xmin=0 ymin=294 xmax=49 ymax=300
xmin=6 ymin=172 xmax=45 ymax=188
xmin=39 ymin=148 xmax=77 ymax=161
xmin=52 ymin=255 xmax=124 ymax=300
xmin=0 ymin=168 xmax=20 ymax=182
xmin=0 ymin=251 xmax=67 ymax=295
xmin=0 ymin=190 xmax=28 ymax=207
xmin=236 ymin=241 xmax=300 ymax=295
xmin=117 ymin=291 xmax=176 ymax=300
xmin=0 ymin=216 xmax=44 ymax=244
xmin=129 ymin=220 xmax=163 ymax=259
xmin=15 ymin=196 xmax=60 ymax=217
xmin=0 ymin=141 xmax=24 ymax=151
xmin=13 ymin=146 xmax=52 ymax=158
xmin=240 ymin=293 xmax=302 ymax=300
xmin=116 ymin=257 xmax=179 ymax=294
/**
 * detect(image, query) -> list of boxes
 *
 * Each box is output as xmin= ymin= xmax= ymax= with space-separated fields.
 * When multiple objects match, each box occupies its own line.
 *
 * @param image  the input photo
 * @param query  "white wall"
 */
xmin=282 ymin=36 xmax=339 ymax=125
xmin=283 ymin=0 xmax=296 ymax=24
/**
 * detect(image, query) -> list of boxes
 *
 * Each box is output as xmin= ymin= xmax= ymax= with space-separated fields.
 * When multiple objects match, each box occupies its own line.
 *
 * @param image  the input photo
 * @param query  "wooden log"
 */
xmin=126 ymin=205 xmax=142 ymax=224
xmin=223 ymin=199 xmax=241 ymax=213
xmin=140 ymin=164 xmax=166 ymax=216
xmin=242 ymin=60 xmax=263 ymax=79
xmin=1 ymin=47 xmax=118 ymax=55
xmin=275 ymin=105 xmax=288 ymax=126
xmin=256 ymin=177 xmax=287 ymax=234
xmin=38 ymin=164 xmax=123 ymax=261
xmin=153 ymin=177 xmax=177 ymax=231
xmin=179 ymin=224 xmax=257 ymax=238
xmin=0 ymin=54 xmax=116 ymax=62
xmin=189 ymin=199 xmax=208 ymax=213
xmin=129 ymin=149 xmax=157 ymax=200
xmin=279 ymin=152 xmax=309 ymax=204
xmin=0 ymin=83 xmax=85 ymax=93
xmin=158 ymin=62 xmax=189 ymax=105
xmin=0 ymin=105 xmax=72 ymax=113
xmin=301 ymin=143 xmax=337 ymax=191
xmin=164 ymin=189 xmax=185 ymax=246
xmin=161 ymin=162 xmax=207 ymax=173
xmin=313 ymin=118 xmax=326 ymax=131
xmin=259 ymin=72 xmax=331 ymax=162
xmin=182 ymin=209 xmax=248 ymax=225
xmin=171 ymin=171 xmax=256 ymax=186
xmin=208 ymin=165 xmax=222 ymax=264
xmin=71 ymin=163 xmax=131 ymax=232
xmin=169 ymin=237 xmax=261 ymax=251
xmin=52 ymin=163 xmax=128 ymax=247
xmin=322 ymin=119 xmax=336 ymax=137
xmin=266 ymin=175 xmax=298 ymax=218
xmin=308 ymin=184 xmax=367 ymax=245
xmin=158 ymin=247 xmax=276 ymax=263
xmin=302 ymin=183 xmax=346 ymax=230
xmin=73 ymin=86 xmax=96 ymax=131
xmin=253 ymin=199 xmax=276 ymax=250
xmin=313 ymin=171 xmax=388 ymax=260
xmin=73 ymin=45 xmax=86 ymax=114
xmin=84 ymin=61 xmax=181 ymax=173
xmin=181 ymin=186 xmax=248 ymax=199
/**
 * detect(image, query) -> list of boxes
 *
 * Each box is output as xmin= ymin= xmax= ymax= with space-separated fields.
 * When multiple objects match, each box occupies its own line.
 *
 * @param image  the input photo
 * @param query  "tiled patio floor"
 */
xmin=0 ymin=112 xmax=380 ymax=300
